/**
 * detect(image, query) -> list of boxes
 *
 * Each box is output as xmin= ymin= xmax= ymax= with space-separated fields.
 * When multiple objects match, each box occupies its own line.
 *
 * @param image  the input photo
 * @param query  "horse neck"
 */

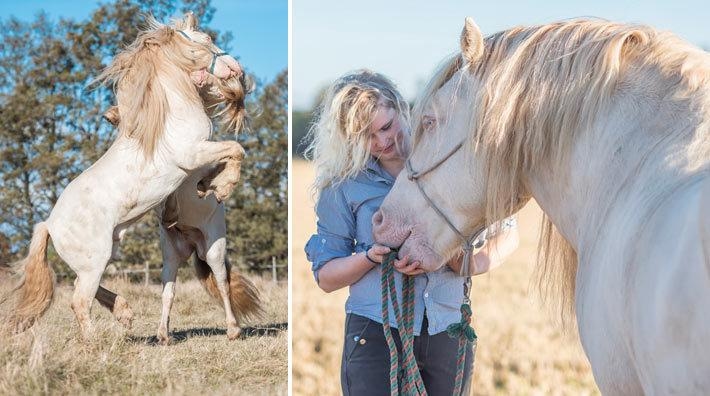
xmin=157 ymin=68 xmax=211 ymax=141
xmin=523 ymin=69 xmax=710 ymax=253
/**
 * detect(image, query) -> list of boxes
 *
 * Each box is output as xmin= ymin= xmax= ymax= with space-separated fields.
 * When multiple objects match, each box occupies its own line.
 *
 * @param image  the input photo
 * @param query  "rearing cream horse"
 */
xmin=5 ymin=13 xmax=246 ymax=339
xmin=374 ymin=18 xmax=710 ymax=394
xmin=100 ymin=72 xmax=262 ymax=344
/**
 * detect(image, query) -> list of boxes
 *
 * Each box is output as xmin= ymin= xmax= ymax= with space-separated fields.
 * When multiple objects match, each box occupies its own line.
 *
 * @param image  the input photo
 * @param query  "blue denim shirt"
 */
xmin=306 ymin=159 xmax=511 ymax=336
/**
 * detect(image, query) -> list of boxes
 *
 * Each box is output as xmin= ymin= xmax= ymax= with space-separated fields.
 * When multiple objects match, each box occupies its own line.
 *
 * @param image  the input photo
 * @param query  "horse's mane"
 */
xmin=104 ymin=71 xmax=253 ymax=135
xmin=94 ymin=14 xmax=243 ymax=157
xmin=199 ymin=72 xmax=253 ymax=135
xmin=417 ymin=19 xmax=710 ymax=320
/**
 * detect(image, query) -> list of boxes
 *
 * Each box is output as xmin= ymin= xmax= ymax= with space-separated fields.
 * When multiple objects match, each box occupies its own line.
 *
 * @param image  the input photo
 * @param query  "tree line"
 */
xmin=0 ymin=0 xmax=287 ymax=279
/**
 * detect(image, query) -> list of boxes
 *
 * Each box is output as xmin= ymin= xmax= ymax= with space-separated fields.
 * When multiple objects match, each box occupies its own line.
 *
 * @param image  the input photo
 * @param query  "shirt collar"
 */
xmin=365 ymin=157 xmax=396 ymax=184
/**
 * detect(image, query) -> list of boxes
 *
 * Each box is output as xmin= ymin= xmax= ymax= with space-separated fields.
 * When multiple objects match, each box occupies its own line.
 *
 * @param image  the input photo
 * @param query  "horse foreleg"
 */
xmin=197 ymin=158 xmax=242 ymax=202
xmin=205 ymin=238 xmax=240 ymax=340
xmin=95 ymin=286 xmax=133 ymax=329
xmin=179 ymin=140 xmax=245 ymax=175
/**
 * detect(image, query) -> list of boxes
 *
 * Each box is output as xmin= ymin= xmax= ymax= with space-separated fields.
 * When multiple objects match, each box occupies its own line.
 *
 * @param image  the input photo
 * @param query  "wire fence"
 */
xmin=55 ymin=257 xmax=287 ymax=285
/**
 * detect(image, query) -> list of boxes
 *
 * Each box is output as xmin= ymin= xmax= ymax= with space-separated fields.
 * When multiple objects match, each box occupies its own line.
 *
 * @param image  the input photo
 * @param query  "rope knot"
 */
xmin=446 ymin=303 xmax=477 ymax=342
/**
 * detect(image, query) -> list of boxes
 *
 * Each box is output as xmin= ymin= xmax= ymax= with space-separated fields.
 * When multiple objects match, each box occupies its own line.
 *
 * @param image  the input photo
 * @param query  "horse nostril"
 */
xmin=372 ymin=210 xmax=384 ymax=228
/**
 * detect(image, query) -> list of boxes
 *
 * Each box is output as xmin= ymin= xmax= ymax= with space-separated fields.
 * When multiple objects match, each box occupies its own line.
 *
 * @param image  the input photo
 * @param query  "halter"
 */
xmin=177 ymin=30 xmax=230 ymax=75
xmin=405 ymin=140 xmax=486 ymax=281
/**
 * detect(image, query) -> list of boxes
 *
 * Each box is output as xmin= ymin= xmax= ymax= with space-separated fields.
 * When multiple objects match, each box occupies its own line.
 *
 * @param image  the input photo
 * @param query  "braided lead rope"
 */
xmin=401 ymin=274 xmax=426 ymax=395
xmin=447 ymin=277 xmax=478 ymax=395
xmin=381 ymin=257 xmax=400 ymax=396
xmin=381 ymin=250 xmax=427 ymax=395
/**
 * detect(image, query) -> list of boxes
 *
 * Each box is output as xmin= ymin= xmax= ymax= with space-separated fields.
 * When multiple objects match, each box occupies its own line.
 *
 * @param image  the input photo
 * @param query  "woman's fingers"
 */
xmin=393 ymin=255 xmax=410 ymax=268
xmin=394 ymin=258 xmax=423 ymax=275
xmin=367 ymin=244 xmax=392 ymax=263
xmin=371 ymin=244 xmax=391 ymax=255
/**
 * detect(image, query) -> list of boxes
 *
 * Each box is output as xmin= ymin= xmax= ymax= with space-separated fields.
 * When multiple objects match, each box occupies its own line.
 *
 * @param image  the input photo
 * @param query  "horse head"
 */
xmin=373 ymin=17 xmax=513 ymax=273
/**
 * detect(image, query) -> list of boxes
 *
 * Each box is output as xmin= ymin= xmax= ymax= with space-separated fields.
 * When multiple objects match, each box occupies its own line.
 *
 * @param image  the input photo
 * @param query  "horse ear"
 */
xmin=460 ymin=17 xmax=484 ymax=64
xmin=184 ymin=12 xmax=198 ymax=29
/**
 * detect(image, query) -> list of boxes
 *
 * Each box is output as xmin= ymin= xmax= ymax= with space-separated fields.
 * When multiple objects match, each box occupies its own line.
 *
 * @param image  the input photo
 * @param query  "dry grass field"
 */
xmin=0 ymin=274 xmax=287 ymax=395
xmin=292 ymin=159 xmax=600 ymax=395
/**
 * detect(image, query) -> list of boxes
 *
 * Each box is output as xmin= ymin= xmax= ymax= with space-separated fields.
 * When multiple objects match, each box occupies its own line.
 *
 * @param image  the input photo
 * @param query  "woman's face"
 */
xmin=368 ymin=100 xmax=403 ymax=162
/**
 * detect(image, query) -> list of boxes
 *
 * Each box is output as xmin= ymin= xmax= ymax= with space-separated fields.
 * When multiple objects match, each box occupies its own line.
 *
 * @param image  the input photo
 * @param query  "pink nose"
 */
xmin=372 ymin=208 xmax=409 ymax=249
xmin=227 ymin=59 xmax=243 ymax=77
xmin=372 ymin=209 xmax=384 ymax=229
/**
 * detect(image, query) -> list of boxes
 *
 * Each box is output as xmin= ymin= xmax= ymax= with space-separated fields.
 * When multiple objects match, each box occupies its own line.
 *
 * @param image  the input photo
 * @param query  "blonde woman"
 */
xmin=305 ymin=70 xmax=519 ymax=395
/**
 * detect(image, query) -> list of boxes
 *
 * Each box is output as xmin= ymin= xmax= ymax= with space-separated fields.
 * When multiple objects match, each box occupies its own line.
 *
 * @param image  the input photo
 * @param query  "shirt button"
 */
xmin=321 ymin=238 xmax=326 ymax=243
xmin=359 ymin=338 xmax=367 ymax=345
xmin=424 ymin=292 xmax=429 ymax=298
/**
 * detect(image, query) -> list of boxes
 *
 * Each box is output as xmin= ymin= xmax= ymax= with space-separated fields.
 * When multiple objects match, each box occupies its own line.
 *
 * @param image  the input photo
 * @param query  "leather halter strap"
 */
xmin=177 ymin=30 xmax=230 ymax=75
xmin=406 ymin=140 xmax=486 ymax=277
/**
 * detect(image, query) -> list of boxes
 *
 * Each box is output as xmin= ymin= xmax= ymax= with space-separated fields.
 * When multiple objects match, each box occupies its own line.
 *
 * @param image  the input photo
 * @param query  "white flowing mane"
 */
xmin=95 ymin=14 xmax=250 ymax=157
xmin=416 ymin=19 xmax=710 ymax=317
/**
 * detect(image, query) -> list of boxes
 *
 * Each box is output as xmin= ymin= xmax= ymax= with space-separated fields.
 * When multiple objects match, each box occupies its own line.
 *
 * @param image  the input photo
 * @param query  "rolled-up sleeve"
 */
xmin=304 ymin=186 xmax=356 ymax=281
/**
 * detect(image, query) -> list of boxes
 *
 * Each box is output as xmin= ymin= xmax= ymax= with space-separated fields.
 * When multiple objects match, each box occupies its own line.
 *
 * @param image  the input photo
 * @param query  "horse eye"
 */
xmin=422 ymin=116 xmax=436 ymax=130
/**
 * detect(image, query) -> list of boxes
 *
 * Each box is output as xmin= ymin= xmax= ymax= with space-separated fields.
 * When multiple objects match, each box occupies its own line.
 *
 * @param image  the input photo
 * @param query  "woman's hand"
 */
xmin=366 ymin=244 xmax=391 ymax=264
xmin=393 ymin=254 xmax=425 ymax=276
xmin=367 ymin=244 xmax=424 ymax=275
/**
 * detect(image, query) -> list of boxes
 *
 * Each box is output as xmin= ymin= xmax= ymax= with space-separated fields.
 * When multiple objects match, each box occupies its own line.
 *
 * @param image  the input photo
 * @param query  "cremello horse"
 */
xmin=373 ymin=18 xmax=710 ymax=394
xmin=5 ymin=13 xmax=247 ymax=340
xmin=101 ymin=72 xmax=262 ymax=343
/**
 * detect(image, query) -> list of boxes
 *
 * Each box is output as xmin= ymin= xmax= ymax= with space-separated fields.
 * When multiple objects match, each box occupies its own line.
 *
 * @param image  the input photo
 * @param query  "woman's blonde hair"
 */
xmin=305 ymin=70 xmax=410 ymax=196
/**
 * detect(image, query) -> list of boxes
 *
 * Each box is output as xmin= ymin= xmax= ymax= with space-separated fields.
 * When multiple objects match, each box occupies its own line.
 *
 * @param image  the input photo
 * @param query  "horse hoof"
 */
xmin=113 ymin=296 xmax=134 ymax=330
xmin=157 ymin=334 xmax=172 ymax=345
xmin=227 ymin=327 xmax=241 ymax=340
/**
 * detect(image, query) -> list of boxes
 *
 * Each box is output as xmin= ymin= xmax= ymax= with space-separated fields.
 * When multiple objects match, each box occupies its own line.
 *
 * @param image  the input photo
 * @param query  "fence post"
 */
xmin=272 ymin=256 xmax=277 ymax=284
xmin=145 ymin=261 xmax=150 ymax=286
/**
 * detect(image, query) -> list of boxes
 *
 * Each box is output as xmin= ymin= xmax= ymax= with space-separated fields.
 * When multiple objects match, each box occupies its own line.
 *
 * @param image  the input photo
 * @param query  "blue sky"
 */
xmin=294 ymin=0 xmax=709 ymax=110
xmin=3 ymin=0 xmax=287 ymax=83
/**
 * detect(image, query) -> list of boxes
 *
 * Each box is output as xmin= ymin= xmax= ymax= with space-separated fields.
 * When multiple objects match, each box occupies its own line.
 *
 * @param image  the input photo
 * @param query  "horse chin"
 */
xmin=399 ymin=237 xmax=443 ymax=273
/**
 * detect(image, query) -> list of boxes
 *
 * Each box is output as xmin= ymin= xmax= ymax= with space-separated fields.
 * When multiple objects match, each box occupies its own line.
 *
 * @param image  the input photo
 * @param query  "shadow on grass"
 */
xmin=128 ymin=322 xmax=288 ymax=345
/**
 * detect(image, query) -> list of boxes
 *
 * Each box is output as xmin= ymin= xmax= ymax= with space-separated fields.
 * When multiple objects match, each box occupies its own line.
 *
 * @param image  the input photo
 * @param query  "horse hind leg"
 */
xmin=91 ymin=231 xmax=134 ymax=329
xmin=71 ymin=267 xmax=106 ymax=340
xmin=200 ymin=238 xmax=241 ymax=340
xmin=196 ymin=239 xmax=263 ymax=340
xmin=95 ymin=286 xmax=133 ymax=329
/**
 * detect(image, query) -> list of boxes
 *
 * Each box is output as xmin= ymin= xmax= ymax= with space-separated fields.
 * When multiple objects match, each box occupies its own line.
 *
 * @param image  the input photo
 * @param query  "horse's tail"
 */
xmin=193 ymin=256 xmax=263 ymax=324
xmin=6 ymin=222 xmax=55 ymax=332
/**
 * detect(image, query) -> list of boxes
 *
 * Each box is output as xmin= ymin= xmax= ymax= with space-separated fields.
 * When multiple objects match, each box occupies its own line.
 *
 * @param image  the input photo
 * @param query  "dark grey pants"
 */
xmin=340 ymin=313 xmax=474 ymax=396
